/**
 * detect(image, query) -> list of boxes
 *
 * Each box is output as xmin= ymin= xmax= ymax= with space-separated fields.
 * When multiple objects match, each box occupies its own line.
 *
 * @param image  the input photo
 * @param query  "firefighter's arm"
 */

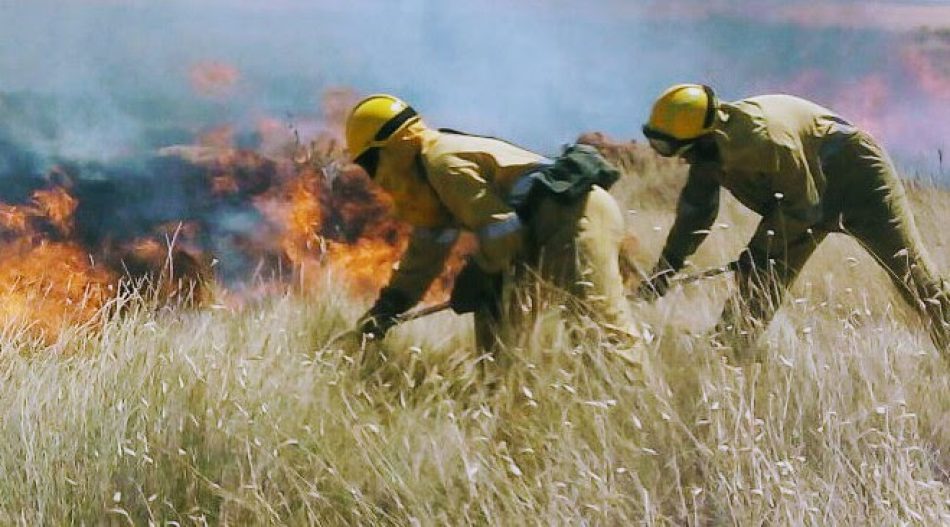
xmin=425 ymin=154 xmax=523 ymax=273
xmin=387 ymin=226 xmax=458 ymax=305
xmin=357 ymin=227 xmax=457 ymax=339
xmin=636 ymin=164 xmax=720 ymax=300
xmin=745 ymin=145 xmax=821 ymax=263
xmin=658 ymin=163 xmax=721 ymax=271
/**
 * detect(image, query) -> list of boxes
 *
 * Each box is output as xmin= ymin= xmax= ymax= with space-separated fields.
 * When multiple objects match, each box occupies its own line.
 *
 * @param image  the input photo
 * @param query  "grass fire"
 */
xmin=0 ymin=94 xmax=473 ymax=341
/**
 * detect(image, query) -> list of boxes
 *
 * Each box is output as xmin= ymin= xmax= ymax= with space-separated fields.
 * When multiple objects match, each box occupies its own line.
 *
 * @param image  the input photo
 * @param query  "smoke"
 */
xmin=1 ymin=1 xmax=947 ymax=163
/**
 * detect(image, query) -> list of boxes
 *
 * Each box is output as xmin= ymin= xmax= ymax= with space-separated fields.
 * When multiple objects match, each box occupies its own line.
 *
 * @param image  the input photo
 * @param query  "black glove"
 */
xmin=450 ymin=260 xmax=503 ymax=314
xmin=635 ymin=263 xmax=678 ymax=301
xmin=357 ymin=287 xmax=413 ymax=341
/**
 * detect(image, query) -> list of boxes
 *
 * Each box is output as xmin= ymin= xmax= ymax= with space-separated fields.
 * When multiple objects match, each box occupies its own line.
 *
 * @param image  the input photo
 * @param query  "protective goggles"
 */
xmin=353 ymin=106 xmax=418 ymax=179
xmin=642 ymin=126 xmax=696 ymax=157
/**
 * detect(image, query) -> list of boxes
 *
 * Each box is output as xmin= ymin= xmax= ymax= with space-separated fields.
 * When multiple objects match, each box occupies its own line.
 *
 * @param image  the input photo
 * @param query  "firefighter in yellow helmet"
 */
xmin=638 ymin=84 xmax=950 ymax=360
xmin=345 ymin=94 xmax=646 ymax=366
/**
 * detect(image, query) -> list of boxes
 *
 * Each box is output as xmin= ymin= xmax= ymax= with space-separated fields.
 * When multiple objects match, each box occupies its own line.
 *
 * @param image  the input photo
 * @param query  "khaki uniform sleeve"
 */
xmin=387 ymin=227 xmax=459 ymax=305
xmin=426 ymin=154 xmax=524 ymax=273
xmin=746 ymin=144 xmax=822 ymax=261
xmin=659 ymin=163 xmax=721 ymax=270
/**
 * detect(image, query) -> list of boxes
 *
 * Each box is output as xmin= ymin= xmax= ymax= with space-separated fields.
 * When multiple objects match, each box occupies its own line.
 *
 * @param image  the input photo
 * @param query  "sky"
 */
xmin=0 ymin=0 xmax=948 ymax=169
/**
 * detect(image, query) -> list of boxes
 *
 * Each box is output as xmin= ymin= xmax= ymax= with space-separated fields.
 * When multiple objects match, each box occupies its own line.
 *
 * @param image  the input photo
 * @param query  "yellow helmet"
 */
xmin=643 ymin=84 xmax=717 ymax=155
xmin=345 ymin=94 xmax=420 ymax=163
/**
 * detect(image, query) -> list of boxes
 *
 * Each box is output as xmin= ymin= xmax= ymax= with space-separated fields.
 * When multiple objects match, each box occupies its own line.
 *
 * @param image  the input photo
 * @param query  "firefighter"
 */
xmin=638 ymin=84 xmax=950 ymax=359
xmin=345 ymin=94 xmax=646 ymax=367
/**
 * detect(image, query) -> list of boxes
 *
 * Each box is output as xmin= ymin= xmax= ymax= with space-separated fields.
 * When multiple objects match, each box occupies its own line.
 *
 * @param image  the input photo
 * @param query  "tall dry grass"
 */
xmin=0 ymin=156 xmax=948 ymax=525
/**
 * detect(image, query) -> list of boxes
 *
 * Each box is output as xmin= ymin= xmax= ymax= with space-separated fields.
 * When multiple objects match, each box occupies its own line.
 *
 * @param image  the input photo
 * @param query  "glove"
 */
xmin=357 ymin=287 xmax=413 ymax=341
xmin=450 ymin=260 xmax=503 ymax=314
xmin=635 ymin=263 xmax=678 ymax=301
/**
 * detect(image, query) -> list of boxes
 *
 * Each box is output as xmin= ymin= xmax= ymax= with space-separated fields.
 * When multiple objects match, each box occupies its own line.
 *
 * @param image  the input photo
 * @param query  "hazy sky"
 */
xmin=0 ymin=0 xmax=947 ymax=165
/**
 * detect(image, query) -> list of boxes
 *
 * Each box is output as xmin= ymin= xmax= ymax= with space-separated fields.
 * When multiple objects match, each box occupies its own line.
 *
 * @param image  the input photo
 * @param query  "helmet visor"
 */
xmin=354 ymin=147 xmax=381 ymax=179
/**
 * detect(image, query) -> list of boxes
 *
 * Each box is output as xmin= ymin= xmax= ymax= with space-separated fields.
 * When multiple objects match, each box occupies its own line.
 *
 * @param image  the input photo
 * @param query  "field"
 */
xmin=0 ymin=150 xmax=948 ymax=525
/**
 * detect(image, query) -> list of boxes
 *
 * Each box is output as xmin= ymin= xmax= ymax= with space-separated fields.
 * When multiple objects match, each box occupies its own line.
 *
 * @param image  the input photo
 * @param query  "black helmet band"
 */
xmin=701 ymin=85 xmax=717 ymax=129
xmin=374 ymin=106 xmax=418 ymax=142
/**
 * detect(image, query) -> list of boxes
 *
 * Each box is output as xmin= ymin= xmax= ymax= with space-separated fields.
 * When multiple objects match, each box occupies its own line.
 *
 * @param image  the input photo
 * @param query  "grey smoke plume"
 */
xmin=1 ymin=0 xmax=946 ymax=164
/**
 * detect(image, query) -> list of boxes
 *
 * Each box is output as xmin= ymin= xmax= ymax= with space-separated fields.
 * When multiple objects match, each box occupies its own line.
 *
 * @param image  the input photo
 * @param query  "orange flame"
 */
xmin=0 ymin=240 xmax=114 ymax=335
xmin=0 ymin=179 xmax=211 ymax=339
xmin=0 ymin=188 xmax=114 ymax=336
xmin=33 ymin=187 xmax=79 ymax=237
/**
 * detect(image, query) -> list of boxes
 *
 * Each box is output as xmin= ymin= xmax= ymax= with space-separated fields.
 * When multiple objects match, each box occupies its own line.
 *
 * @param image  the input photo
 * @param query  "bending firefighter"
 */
xmin=344 ymin=94 xmax=646 ymax=367
xmin=639 ymin=84 xmax=950 ymax=358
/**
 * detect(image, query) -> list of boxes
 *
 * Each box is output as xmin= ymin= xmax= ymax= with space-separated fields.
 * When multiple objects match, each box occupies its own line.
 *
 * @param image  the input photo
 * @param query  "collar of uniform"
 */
xmin=709 ymin=103 xmax=739 ymax=150
xmin=713 ymin=102 xmax=736 ymax=128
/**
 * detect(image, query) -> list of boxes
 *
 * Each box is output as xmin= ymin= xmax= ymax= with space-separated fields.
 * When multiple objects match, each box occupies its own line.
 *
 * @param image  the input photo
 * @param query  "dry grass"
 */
xmin=0 ymin=158 xmax=948 ymax=525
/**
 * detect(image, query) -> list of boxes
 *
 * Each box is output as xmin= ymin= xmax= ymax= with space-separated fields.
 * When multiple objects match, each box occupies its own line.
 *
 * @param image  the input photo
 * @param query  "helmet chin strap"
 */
xmin=673 ymin=141 xmax=696 ymax=158
xmin=681 ymin=135 xmax=720 ymax=164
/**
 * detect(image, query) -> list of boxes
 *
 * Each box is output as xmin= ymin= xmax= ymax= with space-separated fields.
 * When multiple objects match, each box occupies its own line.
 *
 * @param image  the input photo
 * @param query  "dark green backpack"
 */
xmin=534 ymin=143 xmax=621 ymax=202
xmin=509 ymin=143 xmax=622 ymax=219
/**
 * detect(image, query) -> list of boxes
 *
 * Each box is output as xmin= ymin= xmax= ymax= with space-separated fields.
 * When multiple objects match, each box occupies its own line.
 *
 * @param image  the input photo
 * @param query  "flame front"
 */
xmin=0 ymin=87 xmax=507 ymax=338
xmin=0 ymin=187 xmax=114 ymax=335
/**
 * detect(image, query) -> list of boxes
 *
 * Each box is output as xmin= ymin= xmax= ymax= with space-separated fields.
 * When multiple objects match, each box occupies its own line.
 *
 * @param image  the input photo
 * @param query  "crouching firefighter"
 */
xmin=345 ymin=94 xmax=647 ymax=367
xmin=638 ymin=84 xmax=950 ymax=361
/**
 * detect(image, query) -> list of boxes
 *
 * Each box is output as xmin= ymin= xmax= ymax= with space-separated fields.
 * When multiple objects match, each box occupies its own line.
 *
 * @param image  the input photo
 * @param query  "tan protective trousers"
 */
xmin=720 ymin=131 xmax=950 ymax=359
xmin=474 ymin=186 xmax=647 ymax=368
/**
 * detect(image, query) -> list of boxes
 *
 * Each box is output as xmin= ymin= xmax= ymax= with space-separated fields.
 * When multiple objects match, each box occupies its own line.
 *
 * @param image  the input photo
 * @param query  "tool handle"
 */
xmin=396 ymin=300 xmax=452 ymax=322
xmin=673 ymin=260 xmax=739 ymax=285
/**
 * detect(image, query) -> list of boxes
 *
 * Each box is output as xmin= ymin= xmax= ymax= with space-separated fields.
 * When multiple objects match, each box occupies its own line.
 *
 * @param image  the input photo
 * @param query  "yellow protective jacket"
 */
xmin=660 ymin=94 xmax=859 ymax=269
xmin=375 ymin=123 xmax=548 ymax=304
